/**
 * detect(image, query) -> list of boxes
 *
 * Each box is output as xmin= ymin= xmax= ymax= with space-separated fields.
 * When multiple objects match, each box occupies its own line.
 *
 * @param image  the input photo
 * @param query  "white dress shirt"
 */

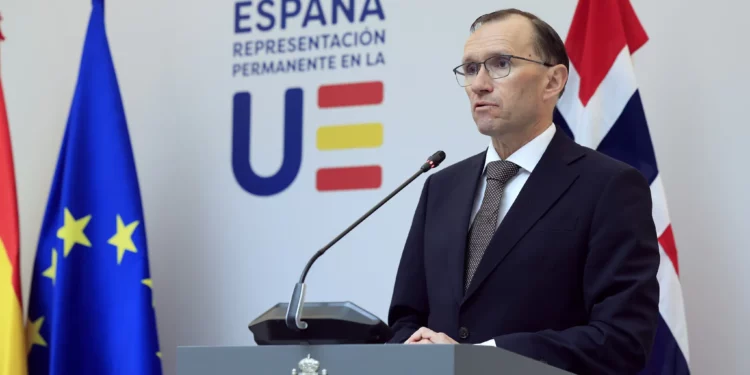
xmin=470 ymin=123 xmax=556 ymax=346
xmin=469 ymin=123 xmax=556 ymax=230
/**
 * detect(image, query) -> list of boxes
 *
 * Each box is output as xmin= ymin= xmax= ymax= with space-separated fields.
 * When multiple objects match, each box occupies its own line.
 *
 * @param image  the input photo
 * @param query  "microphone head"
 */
xmin=421 ymin=150 xmax=446 ymax=172
xmin=428 ymin=150 xmax=446 ymax=166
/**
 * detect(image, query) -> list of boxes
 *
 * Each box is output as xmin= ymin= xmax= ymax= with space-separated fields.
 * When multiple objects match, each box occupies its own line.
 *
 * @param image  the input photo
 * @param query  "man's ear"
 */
xmin=544 ymin=64 xmax=569 ymax=100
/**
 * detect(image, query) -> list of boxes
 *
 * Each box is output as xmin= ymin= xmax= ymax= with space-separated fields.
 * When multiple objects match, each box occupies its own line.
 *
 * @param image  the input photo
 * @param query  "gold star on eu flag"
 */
xmin=26 ymin=316 xmax=48 ymax=353
xmin=108 ymin=215 xmax=140 ymax=264
xmin=142 ymin=278 xmax=155 ymax=307
xmin=56 ymin=208 xmax=92 ymax=257
xmin=42 ymin=249 xmax=58 ymax=285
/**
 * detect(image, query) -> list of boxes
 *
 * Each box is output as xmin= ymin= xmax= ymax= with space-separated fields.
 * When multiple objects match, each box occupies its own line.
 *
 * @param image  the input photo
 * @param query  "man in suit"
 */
xmin=387 ymin=8 xmax=661 ymax=374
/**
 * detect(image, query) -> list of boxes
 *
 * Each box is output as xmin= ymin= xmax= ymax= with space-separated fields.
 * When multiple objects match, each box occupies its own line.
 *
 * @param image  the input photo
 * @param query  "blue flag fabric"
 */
xmin=26 ymin=0 xmax=162 ymax=374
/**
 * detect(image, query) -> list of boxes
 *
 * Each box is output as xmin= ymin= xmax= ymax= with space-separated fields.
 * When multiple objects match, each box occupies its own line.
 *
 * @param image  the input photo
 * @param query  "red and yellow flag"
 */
xmin=0 ymin=20 xmax=28 ymax=375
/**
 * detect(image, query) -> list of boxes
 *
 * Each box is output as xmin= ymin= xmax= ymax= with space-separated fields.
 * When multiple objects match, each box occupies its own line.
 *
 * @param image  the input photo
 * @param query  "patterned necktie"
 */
xmin=464 ymin=160 xmax=520 ymax=292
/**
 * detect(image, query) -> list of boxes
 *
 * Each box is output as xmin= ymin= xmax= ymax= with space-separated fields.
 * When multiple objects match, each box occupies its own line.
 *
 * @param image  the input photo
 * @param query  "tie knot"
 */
xmin=485 ymin=160 xmax=520 ymax=184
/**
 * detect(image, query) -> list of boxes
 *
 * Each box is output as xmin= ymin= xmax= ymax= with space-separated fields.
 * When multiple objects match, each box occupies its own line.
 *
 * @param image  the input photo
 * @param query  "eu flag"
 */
xmin=26 ymin=0 xmax=162 ymax=373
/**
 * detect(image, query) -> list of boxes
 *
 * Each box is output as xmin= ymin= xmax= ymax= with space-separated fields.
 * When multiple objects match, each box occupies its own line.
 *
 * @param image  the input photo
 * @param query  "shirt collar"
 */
xmin=483 ymin=123 xmax=556 ymax=174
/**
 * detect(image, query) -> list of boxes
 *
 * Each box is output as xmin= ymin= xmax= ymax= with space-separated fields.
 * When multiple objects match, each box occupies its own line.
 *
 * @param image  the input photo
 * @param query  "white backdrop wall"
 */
xmin=1 ymin=0 xmax=748 ymax=374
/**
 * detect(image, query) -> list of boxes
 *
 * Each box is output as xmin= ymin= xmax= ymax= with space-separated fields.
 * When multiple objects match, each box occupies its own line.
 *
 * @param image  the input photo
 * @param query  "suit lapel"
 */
xmin=441 ymin=151 xmax=485 ymax=303
xmin=462 ymin=130 xmax=585 ymax=302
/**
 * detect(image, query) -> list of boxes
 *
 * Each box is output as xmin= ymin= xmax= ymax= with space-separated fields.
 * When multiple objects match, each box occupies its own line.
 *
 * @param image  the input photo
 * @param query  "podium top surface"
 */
xmin=177 ymin=344 xmax=572 ymax=375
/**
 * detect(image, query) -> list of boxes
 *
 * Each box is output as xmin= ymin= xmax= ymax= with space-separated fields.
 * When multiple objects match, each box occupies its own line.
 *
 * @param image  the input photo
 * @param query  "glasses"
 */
xmin=453 ymin=54 xmax=553 ymax=87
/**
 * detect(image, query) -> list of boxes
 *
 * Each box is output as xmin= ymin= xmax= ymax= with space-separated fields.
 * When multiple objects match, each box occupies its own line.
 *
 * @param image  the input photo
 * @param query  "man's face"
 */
xmin=462 ymin=16 xmax=549 ymax=138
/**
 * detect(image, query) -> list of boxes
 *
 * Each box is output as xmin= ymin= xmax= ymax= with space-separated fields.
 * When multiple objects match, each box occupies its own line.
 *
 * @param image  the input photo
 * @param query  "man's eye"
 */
xmin=490 ymin=58 xmax=510 ymax=69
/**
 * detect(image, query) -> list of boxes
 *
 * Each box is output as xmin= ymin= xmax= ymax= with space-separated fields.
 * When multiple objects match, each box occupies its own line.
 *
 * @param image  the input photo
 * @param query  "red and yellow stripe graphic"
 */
xmin=316 ymin=123 xmax=383 ymax=150
xmin=318 ymin=81 xmax=383 ymax=108
xmin=0 ymin=58 xmax=27 ymax=374
xmin=316 ymin=81 xmax=384 ymax=192
xmin=316 ymin=166 xmax=382 ymax=191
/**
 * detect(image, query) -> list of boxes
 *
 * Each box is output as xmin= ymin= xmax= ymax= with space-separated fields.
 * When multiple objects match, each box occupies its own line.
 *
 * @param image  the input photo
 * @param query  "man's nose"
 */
xmin=470 ymin=65 xmax=494 ymax=94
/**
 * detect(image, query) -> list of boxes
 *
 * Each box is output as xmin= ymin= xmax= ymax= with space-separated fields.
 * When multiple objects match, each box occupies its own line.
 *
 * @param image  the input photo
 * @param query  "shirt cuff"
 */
xmin=477 ymin=338 xmax=496 ymax=346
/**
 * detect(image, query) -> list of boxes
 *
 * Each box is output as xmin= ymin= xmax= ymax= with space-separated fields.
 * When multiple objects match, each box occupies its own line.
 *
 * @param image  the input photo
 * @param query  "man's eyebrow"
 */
xmin=462 ymin=50 xmax=512 ymax=63
xmin=462 ymin=52 xmax=477 ymax=62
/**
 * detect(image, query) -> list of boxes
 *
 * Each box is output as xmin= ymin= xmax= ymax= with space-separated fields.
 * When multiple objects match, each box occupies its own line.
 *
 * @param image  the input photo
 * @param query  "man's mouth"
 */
xmin=474 ymin=101 xmax=497 ymax=110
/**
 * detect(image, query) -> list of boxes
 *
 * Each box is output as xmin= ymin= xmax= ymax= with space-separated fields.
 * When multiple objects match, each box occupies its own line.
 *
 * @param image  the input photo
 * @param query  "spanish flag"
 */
xmin=0 ymin=21 xmax=28 ymax=375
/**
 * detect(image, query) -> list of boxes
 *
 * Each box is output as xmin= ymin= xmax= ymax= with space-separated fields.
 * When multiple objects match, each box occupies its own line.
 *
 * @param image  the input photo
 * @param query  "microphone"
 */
xmin=285 ymin=150 xmax=447 ymax=331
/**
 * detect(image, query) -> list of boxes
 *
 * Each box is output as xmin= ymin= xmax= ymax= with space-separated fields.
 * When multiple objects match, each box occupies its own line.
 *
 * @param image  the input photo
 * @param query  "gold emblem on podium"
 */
xmin=292 ymin=354 xmax=327 ymax=375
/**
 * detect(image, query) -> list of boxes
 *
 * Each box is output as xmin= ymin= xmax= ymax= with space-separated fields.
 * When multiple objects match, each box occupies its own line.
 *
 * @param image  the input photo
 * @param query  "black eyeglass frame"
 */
xmin=452 ymin=54 xmax=554 ymax=86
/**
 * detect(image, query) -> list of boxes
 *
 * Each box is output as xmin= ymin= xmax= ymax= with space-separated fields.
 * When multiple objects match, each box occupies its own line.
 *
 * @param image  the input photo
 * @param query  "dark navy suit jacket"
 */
xmin=388 ymin=127 xmax=660 ymax=374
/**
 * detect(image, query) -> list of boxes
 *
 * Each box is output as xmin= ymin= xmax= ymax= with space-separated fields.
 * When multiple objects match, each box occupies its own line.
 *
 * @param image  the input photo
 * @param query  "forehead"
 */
xmin=463 ymin=15 xmax=535 ymax=61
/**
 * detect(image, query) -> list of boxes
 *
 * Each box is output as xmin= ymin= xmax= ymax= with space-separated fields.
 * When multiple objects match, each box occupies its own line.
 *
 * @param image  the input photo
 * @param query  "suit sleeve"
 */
xmin=386 ymin=175 xmax=431 ymax=344
xmin=491 ymin=167 xmax=661 ymax=374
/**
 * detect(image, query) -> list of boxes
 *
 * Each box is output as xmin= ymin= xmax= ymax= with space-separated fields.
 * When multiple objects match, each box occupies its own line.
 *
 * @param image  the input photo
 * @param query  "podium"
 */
xmin=176 ymin=344 xmax=573 ymax=374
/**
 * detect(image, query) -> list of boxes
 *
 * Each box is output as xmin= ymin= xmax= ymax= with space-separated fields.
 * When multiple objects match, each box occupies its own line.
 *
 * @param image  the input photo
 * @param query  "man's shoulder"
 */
xmin=427 ymin=149 xmax=485 ymax=184
xmin=569 ymin=139 xmax=645 ymax=181
xmin=423 ymin=134 xmax=648 ymax=189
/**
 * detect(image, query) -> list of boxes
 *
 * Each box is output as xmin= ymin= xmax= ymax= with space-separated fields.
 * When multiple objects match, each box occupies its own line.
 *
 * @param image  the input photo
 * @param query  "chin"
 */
xmin=475 ymin=121 xmax=505 ymax=138
xmin=476 ymin=126 xmax=494 ymax=137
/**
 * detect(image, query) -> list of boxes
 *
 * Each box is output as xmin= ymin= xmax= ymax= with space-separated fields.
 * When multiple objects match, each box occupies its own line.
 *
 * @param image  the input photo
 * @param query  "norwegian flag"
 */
xmin=553 ymin=0 xmax=690 ymax=373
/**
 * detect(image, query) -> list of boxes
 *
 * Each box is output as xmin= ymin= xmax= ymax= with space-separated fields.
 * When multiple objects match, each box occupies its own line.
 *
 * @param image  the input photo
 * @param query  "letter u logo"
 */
xmin=232 ymin=89 xmax=303 ymax=196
